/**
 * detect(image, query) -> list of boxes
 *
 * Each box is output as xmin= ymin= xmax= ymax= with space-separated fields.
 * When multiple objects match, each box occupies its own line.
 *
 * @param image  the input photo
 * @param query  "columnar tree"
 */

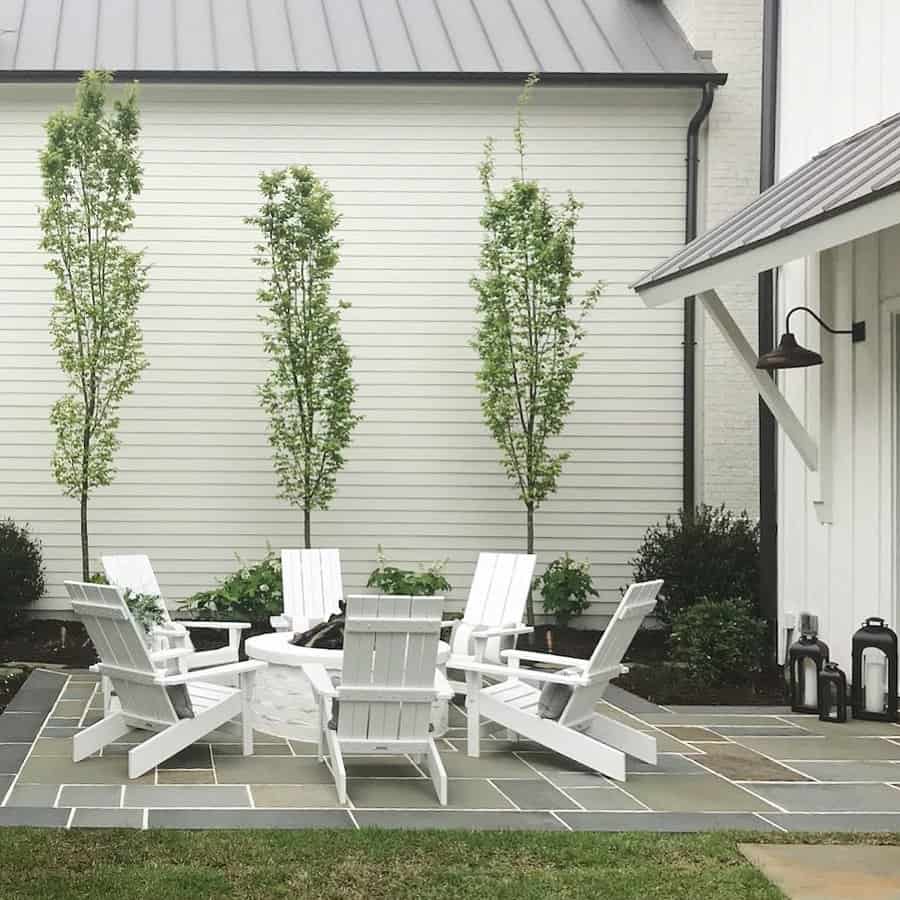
xmin=39 ymin=70 xmax=148 ymax=580
xmin=472 ymin=76 xmax=601 ymax=625
xmin=248 ymin=167 xmax=360 ymax=548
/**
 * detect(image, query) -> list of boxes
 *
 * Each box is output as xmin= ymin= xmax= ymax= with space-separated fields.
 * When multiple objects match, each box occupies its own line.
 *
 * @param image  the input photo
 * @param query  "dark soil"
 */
xmin=186 ymin=620 xmax=273 ymax=660
xmin=0 ymin=668 xmax=29 ymax=712
xmin=524 ymin=624 xmax=669 ymax=663
xmin=0 ymin=619 xmax=98 ymax=668
xmin=0 ymin=617 xmax=275 ymax=670
xmin=615 ymin=662 xmax=786 ymax=706
xmin=521 ymin=624 xmax=786 ymax=706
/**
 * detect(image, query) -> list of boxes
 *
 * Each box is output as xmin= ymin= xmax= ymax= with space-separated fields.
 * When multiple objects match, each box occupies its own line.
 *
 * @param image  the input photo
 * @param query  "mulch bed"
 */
xmin=0 ymin=619 xmax=98 ymax=668
xmin=521 ymin=624 xmax=786 ymax=706
xmin=0 ymin=618 xmax=786 ymax=709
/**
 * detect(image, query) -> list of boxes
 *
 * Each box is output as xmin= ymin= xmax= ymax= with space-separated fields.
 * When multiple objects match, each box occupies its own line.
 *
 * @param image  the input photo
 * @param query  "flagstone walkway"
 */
xmin=2 ymin=668 xmax=900 ymax=831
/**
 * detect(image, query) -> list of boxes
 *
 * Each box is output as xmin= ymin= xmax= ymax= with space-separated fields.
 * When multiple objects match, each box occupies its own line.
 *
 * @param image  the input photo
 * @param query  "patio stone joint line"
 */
xmin=1 ymin=671 xmax=70 ymax=808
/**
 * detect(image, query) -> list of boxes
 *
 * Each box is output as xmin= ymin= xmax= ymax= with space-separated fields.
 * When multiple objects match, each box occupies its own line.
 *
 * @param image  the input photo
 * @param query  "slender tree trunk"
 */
xmin=304 ymin=508 xmax=311 ymax=549
xmin=525 ymin=501 xmax=535 ymax=630
xmin=80 ymin=488 xmax=89 ymax=581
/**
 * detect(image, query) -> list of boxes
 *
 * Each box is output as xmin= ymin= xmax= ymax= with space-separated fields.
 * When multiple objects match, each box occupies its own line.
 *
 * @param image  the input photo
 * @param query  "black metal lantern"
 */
xmin=788 ymin=634 xmax=829 ymax=713
xmin=851 ymin=618 xmax=898 ymax=722
xmin=818 ymin=662 xmax=848 ymax=723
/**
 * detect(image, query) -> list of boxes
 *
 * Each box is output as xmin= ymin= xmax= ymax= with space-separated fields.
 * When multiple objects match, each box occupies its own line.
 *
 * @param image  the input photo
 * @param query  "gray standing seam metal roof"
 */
xmin=633 ymin=109 xmax=900 ymax=292
xmin=0 ymin=0 xmax=723 ymax=82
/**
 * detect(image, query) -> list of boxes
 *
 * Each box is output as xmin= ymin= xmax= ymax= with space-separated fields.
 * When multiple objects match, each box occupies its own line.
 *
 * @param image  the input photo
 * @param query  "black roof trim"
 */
xmin=637 ymin=177 xmax=900 ymax=293
xmin=0 ymin=69 xmax=728 ymax=87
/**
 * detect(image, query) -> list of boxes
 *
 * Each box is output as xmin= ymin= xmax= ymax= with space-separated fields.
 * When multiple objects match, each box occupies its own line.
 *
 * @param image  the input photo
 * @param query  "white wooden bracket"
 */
xmin=698 ymin=289 xmax=819 ymax=472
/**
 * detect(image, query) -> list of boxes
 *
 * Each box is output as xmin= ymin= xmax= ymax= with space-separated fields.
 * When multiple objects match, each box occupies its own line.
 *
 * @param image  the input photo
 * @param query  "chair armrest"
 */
xmin=434 ymin=668 xmax=454 ymax=701
xmin=150 ymin=647 xmax=194 ymax=664
xmin=160 ymin=659 xmax=266 ymax=685
xmin=450 ymin=658 xmax=586 ymax=686
xmin=301 ymin=663 xmax=337 ymax=698
xmin=154 ymin=625 xmax=189 ymax=637
xmin=501 ymin=650 xmax=590 ymax=669
xmin=440 ymin=619 xmax=457 ymax=629
xmin=472 ymin=624 xmax=534 ymax=641
xmin=174 ymin=620 xmax=252 ymax=631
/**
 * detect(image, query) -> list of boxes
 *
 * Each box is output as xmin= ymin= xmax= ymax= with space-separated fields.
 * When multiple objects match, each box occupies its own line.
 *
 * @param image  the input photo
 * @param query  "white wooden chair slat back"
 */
xmin=454 ymin=553 xmax=535 ymax=664
xmin=281 ymin=549 xmax=343 ymax=631
xmin=339 ymin=594 xmax=442 ymax=743
xmin=102 ymin=554 xmax=174 ymax=626
xmin=65 ymin=581 xmax=178 ymax=726
xmin=464 ymin=553 xmax=529 ymax=626
xmin=583 ymin=580 xmax=663 ymax=681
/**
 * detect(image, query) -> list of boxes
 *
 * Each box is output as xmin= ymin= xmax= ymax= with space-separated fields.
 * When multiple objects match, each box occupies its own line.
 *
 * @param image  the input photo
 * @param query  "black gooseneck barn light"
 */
xmin=756 ymin=306 xmax=866 ymax=370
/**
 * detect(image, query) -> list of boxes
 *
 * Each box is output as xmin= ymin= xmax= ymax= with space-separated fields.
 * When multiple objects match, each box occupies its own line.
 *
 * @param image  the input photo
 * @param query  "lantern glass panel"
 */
xmin=862 ymin=647 xmax=887 ymax=715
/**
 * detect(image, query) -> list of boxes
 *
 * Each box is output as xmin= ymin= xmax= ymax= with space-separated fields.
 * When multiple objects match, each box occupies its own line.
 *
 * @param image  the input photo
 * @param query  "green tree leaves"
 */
xmin=472 ymin=77 xmax=602 ymax=623
xmin=39 ymin=70 xmax=148 ymax=578
xmin=247 ymin=167 xmax=360 ymax=547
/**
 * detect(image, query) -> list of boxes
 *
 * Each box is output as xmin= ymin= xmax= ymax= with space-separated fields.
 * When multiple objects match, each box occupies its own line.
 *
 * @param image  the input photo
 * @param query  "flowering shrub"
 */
xmin=182 ymin=550 xmax=283 ymax=624
xmin=366 ymin=545 xmax=451 ymax=596
xmin=536 ymin=554 xmax=597 ymax=627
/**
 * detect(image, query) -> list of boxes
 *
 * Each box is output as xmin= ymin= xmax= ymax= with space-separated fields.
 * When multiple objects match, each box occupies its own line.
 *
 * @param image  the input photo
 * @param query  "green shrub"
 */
xmin=181 ymin=550 xmax=283 ymax=624
xmin=0 ymin=519 xmax=46 ymax=628
xmin=536 ymin=554 xmax=597 ymax=627
xmin=670 ymin=598 xmax=767 ymax=687
xmin=366 ymin=546 xmax=451 ymax=596
xmin=630 ymin=504 xmax=760 ymax=623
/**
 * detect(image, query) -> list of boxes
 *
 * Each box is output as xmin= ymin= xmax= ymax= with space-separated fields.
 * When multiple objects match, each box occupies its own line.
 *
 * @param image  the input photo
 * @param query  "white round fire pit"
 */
xmin=245 ymin=631 xmax=451 ymax=743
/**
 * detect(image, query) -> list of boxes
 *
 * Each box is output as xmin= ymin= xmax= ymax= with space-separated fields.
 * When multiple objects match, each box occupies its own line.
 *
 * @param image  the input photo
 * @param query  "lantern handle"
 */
xmin=864 ymin=617 xmax=886 ymax=627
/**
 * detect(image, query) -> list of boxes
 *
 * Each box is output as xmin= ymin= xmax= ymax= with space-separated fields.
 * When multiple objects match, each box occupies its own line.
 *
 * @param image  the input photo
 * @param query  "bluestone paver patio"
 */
xmin=2 ymin=668 xmax=900 ymax=831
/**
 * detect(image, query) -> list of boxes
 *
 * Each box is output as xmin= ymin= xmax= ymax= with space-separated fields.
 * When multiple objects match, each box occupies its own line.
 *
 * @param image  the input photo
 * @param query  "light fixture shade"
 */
xmin=756 ymin=332 xmax=823 ymax=370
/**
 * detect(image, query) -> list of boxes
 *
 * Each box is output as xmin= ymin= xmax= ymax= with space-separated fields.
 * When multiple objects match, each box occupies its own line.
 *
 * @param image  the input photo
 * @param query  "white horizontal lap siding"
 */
xmin=0 ymin=83 xmax=694 ymax=617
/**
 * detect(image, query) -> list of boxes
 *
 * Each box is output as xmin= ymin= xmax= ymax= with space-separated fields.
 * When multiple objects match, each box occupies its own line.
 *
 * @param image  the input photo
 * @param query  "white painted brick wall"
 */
xmin=666 ymin=0 xmax=763 ymax=516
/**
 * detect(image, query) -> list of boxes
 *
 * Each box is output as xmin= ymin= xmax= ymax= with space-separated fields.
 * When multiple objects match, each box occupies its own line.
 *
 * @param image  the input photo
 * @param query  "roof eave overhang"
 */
xmin=635 ymin=188 xmax=900 ymax=308
xmin=0 ymin=69 xmax=728 ymax=87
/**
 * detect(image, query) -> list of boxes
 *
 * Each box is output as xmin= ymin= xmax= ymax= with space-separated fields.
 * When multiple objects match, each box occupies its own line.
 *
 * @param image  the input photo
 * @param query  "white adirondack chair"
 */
xmin=66 ymin=581 xmax=265 ymax=779
xmin=444 ymin=553 xmax=536 ymax=689
xmin=458 ymin=580 xmax=663 ymax=782
xmin=102 ymin=554 xmax=251 ymax=668
xmin=270 ymin=549 xmax=343 ymax=633
xmin=303 ymin=594 xmax=452 ymax=806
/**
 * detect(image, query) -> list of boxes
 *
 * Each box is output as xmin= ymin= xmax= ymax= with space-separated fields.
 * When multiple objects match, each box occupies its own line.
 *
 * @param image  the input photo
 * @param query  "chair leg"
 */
xmin=426 ymin=738 xmax=447 ymax=806
xmin=326 ymin=729 xmax=347 ymax=805
xmin=316 ymin=698 xmax=328 ymax=761
xmin=465 ymin=670 xmax=481 ymax=758
xmin=101 ymin=676 xmax=113 ymax=716
xmin=240 ymin=670 xmax=256 ymax=756
xmin=73 ymin=712 xmax=129 ymax=762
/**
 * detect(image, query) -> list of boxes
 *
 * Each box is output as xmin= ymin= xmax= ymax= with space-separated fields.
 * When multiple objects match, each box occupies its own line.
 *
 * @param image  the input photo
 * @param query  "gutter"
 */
xmin=0 ymin=70 xmax=729 ymax=87
xmin=683 ymin=80 xmax=717 ymax=517
xmin=759 ymin=0 xmax=780 ymax=658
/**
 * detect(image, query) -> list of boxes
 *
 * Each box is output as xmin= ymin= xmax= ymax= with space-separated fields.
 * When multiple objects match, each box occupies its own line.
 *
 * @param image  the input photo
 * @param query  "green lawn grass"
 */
xmin=0 ymin=829 xmax=789 ymax=899
xmin=1 ymin=829 xmax=897 ymax=900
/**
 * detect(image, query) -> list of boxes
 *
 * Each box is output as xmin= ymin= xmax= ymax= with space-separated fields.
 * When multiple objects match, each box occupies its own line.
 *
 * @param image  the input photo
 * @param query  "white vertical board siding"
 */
xmin=0 ymin=83 xmax=695 ymax=615
xmin=776 ymin=0 xmax=900 ymax=668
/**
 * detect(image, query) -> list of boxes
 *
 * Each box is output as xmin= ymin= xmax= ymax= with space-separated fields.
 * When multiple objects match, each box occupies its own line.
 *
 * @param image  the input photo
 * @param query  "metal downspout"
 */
xmin=683 ymin=81 xmax=716 ymax=517
xmin=759 ymin=0 xmax=780 ymax=658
